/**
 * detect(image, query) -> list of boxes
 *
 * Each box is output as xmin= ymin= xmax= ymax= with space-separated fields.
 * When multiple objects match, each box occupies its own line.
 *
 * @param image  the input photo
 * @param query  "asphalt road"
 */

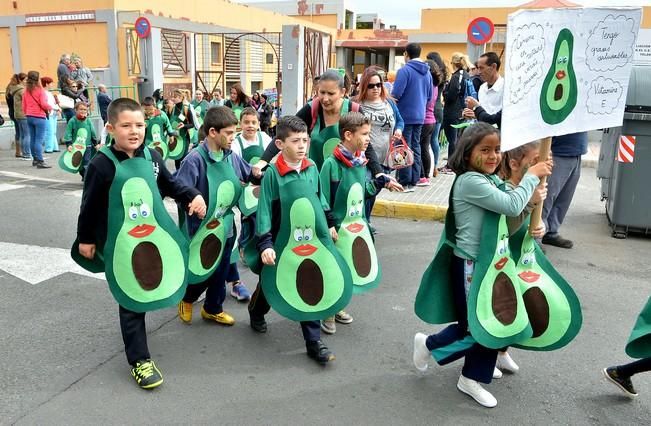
xmin=0 ymin=162 xmax=650 ymax=425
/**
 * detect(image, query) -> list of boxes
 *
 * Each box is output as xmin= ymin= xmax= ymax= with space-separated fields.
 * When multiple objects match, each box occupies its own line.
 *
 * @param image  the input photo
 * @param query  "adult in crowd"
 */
xmin=384 ymin=70 xmax=396 ymax=94
xmin=22 ymin=71 xmax=52 ymax=168
xmin=440 ymin=52 xmax=471 ymax=172
xmin=59 ymin=78 xmax=83 ymax=122
xmin=418 ymin=60 xmax=443 ymax=183
xmin=257 ymin=93 xmax=273 ymax=134
xmin=470 ymin=62 xmax=483 ymax=94
xmin=72 ymin=57 xmax=93 ymax=99
xmin=251 ymin=92 xmax=261 ymax=110
xmin=224 ymin=83 xmax=251 ymax=122
xmin=96 ymin=84 xmax=112 ymax=124
xmin=425 ymin=52 xmax=448 ymax=178
xmin=391 ymin=42 xmax=433 ymax=192
xmin=191 ymin=90 xmax=210 ymax=123
xmin=464 ymin=52 xmax=504 ymax=128
xmin=210 ymin=88 xmax=224 ymax=107
xmin=541 ymin=132 xmax=588 ymax=249
xmin=6 ymin=73 xmax=28 ymax=159
xmin=40 ymin=76 xmax=61 ymax=153
xmin=57 ymin=54 xmax=72 ymax=89
xmin=152 ymin=88 xmax=164 ymax=109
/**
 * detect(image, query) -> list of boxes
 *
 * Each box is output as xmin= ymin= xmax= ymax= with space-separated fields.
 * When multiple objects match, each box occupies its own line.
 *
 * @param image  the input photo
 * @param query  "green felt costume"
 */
xmin=236 ymin=132 xmax=265 ymax=217
xmin=145 ymin=111 xmax=174 ymax=160
xmin=258 ymin=164 xmax=353 ymax=321
xmin=58 ymin=117 xmax=97 ymax=174
xmin=625 ymin=297 xmax=651 ymax=359
xmin=191 ymin=99 xmax=210 ymax=127
xmin=321 ymin=157 xmax=380 ymax=293
xmin=308 ymin=98 xmax=352 ymax=170
xmin=72 ymin=147 xmax=189 ymax=313
xmin=167 ymin=105 xmax=191 ymax=160
xmin=186 ymin=148 xmax=242 ymax=284
xmin=415 ymin=175 xmax=582 ymax=351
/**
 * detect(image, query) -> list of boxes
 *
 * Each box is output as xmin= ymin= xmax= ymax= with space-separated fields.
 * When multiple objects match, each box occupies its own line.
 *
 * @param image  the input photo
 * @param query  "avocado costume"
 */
xmin=145 ymin=112 xmax=173 ymax=160
xmin=72 ymin=147 xmax=190 ymax=312
xmin=235 ymin=132 xmax=265 ymax=217
xmin=308 ymin=98 xmax=353 ymax=170
xmin=259 ymin=164 xmax=353 ymax=321
xmin=186 ymin=147 xmax=242 ymax=284
xmin=540 ymin=28 xmax=577 ymax=125
xmin=415 ymin=175 xmax=582 ymax=351
xmin=191 ymin=99 xmax=209 ymax=128
xmin=321 ymin=157 xmax=380 ymax=293
xmin=625 ymin=297 xmax=651 ymax=359
xmin=59 ymin=117 xmax=97 ymax=174
xmin=167 ymin=104 xmax=191 ymax=160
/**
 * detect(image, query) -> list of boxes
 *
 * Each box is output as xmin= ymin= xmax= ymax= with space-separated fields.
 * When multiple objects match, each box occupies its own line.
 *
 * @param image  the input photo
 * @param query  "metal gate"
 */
xmin=303 ymin=27 xmax=332 ymax=103
xmin=194 ymin=32 xmax=281 ymax=100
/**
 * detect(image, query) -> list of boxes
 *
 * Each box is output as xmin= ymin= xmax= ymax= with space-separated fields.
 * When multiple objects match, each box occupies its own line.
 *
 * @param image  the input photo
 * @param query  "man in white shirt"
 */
xmin=463 ymin=52 xmax=504 ymax=127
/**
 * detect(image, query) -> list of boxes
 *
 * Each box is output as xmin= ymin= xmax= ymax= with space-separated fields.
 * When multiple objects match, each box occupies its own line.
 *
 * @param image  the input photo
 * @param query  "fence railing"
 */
xmin=0 ymin=85 xmax=137 ymax=128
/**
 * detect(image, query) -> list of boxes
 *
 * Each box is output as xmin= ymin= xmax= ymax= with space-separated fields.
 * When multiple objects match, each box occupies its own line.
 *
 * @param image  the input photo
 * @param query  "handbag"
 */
xmin=385 ymin=136 xmax=414 ymax=170
xmin=58 ymin=94 xmax=75 ymax=109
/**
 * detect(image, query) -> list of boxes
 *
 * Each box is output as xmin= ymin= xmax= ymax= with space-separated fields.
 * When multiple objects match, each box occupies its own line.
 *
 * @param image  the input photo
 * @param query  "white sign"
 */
xmin=25 ymin=12 xmax=96 ymax=25
xmin=501 ymin=8 xmax=641 ymax=151
xmin=634 ymin=29 xmax=651 ymax=64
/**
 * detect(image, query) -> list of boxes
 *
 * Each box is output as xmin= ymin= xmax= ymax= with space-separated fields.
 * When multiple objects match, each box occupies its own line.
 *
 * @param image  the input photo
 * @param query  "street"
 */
xmin=0 ymin=155 xmax=650 ymax=425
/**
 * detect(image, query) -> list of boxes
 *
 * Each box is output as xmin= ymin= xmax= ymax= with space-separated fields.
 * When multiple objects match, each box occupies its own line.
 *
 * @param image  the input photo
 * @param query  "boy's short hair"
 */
xmin=141 ymin=97 xmax=155 ymax=107
xmin=240 ymin=106 xmax=259 ymax=121
xmin=338 ymin=112 xmax=370 ymax=140
xmin=202 ymin=106 xmax=238 ymax=133
xmin=107 ymin=98 xmax=143 ymax=125
xmin=275 ymin=116 xmax=307 ymax=142
xmin=74 ymin=102 xmax=88 ymax=111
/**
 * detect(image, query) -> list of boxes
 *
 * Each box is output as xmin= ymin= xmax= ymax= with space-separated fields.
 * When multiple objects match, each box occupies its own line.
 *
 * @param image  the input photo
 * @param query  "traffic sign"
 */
xmin=467 ymin=17 xmax=494 ymax=45
xmin=134 ymin=16 xmax=151 ymax=39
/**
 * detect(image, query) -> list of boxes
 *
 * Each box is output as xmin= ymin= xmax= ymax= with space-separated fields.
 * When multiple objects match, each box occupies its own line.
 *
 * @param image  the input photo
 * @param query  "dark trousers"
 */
xmin=442 ymin=119 xmax=459 ymax=162
xmin=182 ymin=234 xmax=235 ymax=314
xmin=542 ymin=155 xmax=581 ymax=237
xmin=119 ymin=305 xmax=150 ymax=365
xmin=248 ymin=282 xmax=320 ymax=342
xmin=225 ymin=261 xmax=240 ymax=283
xmin=419 ymin=123 xmax=435 ymax=178
xmin=397 ymin=124 xmax=422 ymax=187
xmin=617 ymin=358 xmax=651 ymax=378
xmin=425 ymin=255 xmax=498 ymax=384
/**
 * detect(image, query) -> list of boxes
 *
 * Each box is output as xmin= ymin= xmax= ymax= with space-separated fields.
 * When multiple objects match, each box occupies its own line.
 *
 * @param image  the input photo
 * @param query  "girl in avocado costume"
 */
xmin=59 ymin=102 xmax=98 ymax=177
xmin=175 ymin=106 xmax=260 ymax=327
xmin=74 ymin=98 xmax=206 ymax=390
xmin=142 ymin=97 xmax=177 ymax=161
xmin=190 ymin=90 xmax=210 ymax=128
xmin=319 ymin=112 xmax=403 ymax=334
xmin=603 ymin=296 xmax=651 ymax=398
xmin=255 ymin=70 xmax=384 ymax=175
xmin=412 ymin=123 xmax=554 ymax=408
xmin=250 ymin=116 xmax=353 ymax=365
xmin=224 ymin=83 xmax=252 ymax=130
xmin=165 ymin=89 xmax=197 ymax=169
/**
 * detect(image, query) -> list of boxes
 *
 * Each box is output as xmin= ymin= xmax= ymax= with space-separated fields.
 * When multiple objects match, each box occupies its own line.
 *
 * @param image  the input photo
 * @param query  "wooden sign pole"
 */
xmin=529 ymin=136 xmax=552 ymax=232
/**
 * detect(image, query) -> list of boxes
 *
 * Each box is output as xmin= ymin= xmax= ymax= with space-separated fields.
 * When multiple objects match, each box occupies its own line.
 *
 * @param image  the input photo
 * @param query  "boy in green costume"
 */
xmin=60 ymin=102 xmax=98 ymax=178
xmin=319 ymin=112 xmax=402 ymax=334
xmin=249 ymin=116 xmax=345 ymax=365
xmin=190 ymin=90 xmax=210 ymax=127
xmin=75 ymin=98 xmax=207 ymax=390
xmin=142 ymin=96 xmax=177 ymax=159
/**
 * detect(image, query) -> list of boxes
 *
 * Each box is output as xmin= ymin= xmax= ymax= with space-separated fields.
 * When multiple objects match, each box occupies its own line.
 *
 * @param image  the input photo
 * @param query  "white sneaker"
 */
xmin=457 ymin=375 xmax=497 ymax=408
xmin=493 ymin=367 xmax=503 ymax=379
xmin=496 ymin=351 xmax=520 ymax=373
xmin=412 ymin=333 xmax=430 ymax=372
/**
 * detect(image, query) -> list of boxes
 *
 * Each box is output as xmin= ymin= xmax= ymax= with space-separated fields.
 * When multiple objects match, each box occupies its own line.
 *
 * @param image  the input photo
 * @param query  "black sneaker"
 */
xmin=542 ymin=234 xmax=573 ymax=249
xmin=131 ymin=359 xmax=164 ymax=390
xmin=306 ymin=340 xmax=335 ymax=365
xmin=35 ymin=161 xmax=52 ymax=169
xmin=32 ymin=160 xmax=38 ymax=166
xmin=603 ymin=367 xmax=638 ymax=398
xmin=249 ymin=314 xmax=267 ymax=333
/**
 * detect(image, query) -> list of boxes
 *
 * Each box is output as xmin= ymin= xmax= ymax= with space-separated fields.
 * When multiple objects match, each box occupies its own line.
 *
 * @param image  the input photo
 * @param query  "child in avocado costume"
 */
xmin=75 ymin=98 xmax=207 ymax=390
xmin=603 ymin=296 xmax=651 ymax=398
xmin=412 ymin=123 xmax=553 ymax=408
xmin=190 ymin=90 xmax=210 ymax=127
xmin=142 ymin=96 xmax=177 ymax=160
xmin=249 ymin=116 xmax=353 ymax=365
xmin=59 ymin=102 xmax=98 ymax=178
xmin=175 ymin=106 xmax=260 ymax=326
xmin=166 ymin=89 xmax=197 ymax=170
xmin=319 ymin=112 xmax=403 ymax=334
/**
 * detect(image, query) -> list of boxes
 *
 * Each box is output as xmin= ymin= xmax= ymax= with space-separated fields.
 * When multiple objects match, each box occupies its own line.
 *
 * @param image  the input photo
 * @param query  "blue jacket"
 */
xmin=388 ymin=99 xmax=405 ymax=133
xmin=391 ymin=60 xmax=433 ymax=125
xmin=551 ymin=132 xmax=588 ymax=157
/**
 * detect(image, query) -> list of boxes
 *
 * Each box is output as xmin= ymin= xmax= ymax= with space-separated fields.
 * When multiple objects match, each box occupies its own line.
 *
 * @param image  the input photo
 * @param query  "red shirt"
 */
xmin=22 ymin=87 xmax=51 ymax=118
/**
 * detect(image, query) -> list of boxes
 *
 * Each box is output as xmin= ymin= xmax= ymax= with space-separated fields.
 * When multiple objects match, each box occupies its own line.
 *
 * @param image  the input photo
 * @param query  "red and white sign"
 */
xmin=467 ymin=17 xmax=495 ymax=45
xmin=617 ymin=135 xmax=636 ymax=163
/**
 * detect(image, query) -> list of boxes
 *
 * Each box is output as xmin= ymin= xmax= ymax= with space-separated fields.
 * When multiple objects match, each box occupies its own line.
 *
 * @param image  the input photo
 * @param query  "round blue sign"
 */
xmin=135 ymin=17 xmax=151 ymax=39
xmin=467 ymin=17 xmax=495 ymax=45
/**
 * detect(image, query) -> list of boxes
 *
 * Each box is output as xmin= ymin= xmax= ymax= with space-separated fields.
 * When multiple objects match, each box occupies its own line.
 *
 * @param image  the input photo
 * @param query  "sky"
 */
xmin=239 ymin=0 xmax=651 ymax=29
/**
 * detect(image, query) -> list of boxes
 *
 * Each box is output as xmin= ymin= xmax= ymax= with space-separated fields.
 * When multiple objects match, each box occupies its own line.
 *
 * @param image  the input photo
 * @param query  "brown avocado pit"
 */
xmin=132 ymin=241 xmax=163 ymax=290
xmin=352 ymin=236 xmax=372 ymax=278
xmin=296 ymin=258 xmax=324 ymax=306
xmin=523 ymin=287 xmax=550 ymax=338
xmin=554 ymin=84 xmax=563 ymax=101
xmin=491 ymin=271 xmax=517 ymax=325
xmin=199 ymin=233 xmax=222 ymax=269
xmin=72 ymin=151 xmax=83 ymax=168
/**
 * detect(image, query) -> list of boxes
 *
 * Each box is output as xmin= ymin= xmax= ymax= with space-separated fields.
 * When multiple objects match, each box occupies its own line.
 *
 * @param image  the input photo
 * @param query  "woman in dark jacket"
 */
xmin=60 ymin=78 xmax=83 ymax=122
xmin=257 ymin=94 xmax=273 ymax=134
xmin=441 ymin=52 xmax=471 ymax=171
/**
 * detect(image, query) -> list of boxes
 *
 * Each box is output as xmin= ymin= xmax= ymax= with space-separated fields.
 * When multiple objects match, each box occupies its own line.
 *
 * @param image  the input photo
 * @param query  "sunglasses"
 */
xmin=367 ymin=83 xmax=383 ymax=89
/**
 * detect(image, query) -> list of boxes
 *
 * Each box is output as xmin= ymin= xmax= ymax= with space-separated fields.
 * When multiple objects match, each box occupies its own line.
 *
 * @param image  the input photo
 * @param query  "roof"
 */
xmin=519 ymin=0 xmax=579 ymax=7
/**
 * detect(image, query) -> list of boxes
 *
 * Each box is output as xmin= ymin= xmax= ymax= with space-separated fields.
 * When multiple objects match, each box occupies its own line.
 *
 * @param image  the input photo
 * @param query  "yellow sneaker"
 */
xmin=178 ymin=301 xmax=193 ymax=324
xmin=200 ymin=307 xmax=235 ymax=326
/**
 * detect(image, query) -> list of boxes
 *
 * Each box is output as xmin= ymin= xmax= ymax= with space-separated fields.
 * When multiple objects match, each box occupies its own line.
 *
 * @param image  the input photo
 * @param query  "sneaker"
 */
xmin=416 ymin=177 xmax=430 ymax=187
xmin=200 ymin=307 xmax=235 ymax=325
xmin=131 ymin=359 xmax=164 ymax=390
xmin=178 ymin=301 xmax=193 ymax=324
xmin=603 ymin=367 xmax=638 ymax=398
xmin=230 ymin=281 xmax=252 ymax=301
xmin=20 ymin=156 xmax=32 ymax=161
xmin=457 ymin=375 xmax=497 ymax=408
xmin=542 ymin=234 xmax=574 ymax=249
xmin=412 ymin=333 xmax=430 ymax=372
xmin=496 ymin=351 xmax=519 ymax=373
xmin=249 ymin=314 xmax=267 ymax=333
xmin=306 ymin=340 xmax=335 ymax=365
xmin=402 ymin=186 xmax=415 ymax=193
xmin=320 ymin=317 xmax=336 ymax=334
xmin=35 ymin=161 xmax=52 ymax=169
xmin=335 ymin=310 xmax=353 ymax=324
xmin=32 ymin=160 xmax=38 ymax=166
xmin=493 ymin=367 xmax=503 ymax=379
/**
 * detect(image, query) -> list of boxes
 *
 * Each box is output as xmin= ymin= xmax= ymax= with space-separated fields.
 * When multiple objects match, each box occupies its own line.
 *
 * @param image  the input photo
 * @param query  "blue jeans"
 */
xmin=397 ymin=124 xmax=422 ymax=187
xmin=45 ymin=114 xmax=59 ymax=152
xmin=27 ymin=116 xmax=47 ymax=162
xmin=431 ymin=122 xmax=442 ymax=169
xmin=17 ymin=119 xmax=31 ymax=157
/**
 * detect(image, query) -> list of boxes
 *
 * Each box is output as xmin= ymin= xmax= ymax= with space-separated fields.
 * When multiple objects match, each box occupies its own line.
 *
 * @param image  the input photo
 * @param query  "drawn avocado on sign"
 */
xmin=540 ymin=28 xmax=578 ymax=125
xmin=58 ymin=128 xmax=88 ymax=173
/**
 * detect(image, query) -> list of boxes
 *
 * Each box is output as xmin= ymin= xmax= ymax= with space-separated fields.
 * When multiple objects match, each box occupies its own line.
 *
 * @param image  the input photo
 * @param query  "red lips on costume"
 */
xmin=292 ymin=244 xmax=317 ymax=256
xmin=128 ymin=224 xmax=156 ymax=238
xmin=494 ymin=257 xmax=508 ymax=270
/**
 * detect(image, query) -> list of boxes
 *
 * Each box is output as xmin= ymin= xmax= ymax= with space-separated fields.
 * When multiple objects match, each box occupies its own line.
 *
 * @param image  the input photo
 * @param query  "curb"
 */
xmin=371 ymin=199 xmax=447 ymax=222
